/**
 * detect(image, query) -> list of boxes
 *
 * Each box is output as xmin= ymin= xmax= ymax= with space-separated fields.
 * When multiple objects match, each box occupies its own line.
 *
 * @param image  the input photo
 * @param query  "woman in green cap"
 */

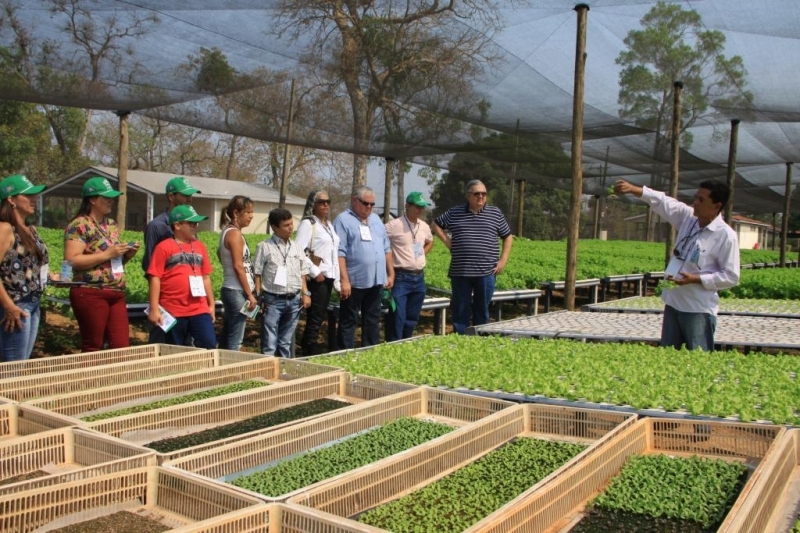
xmin=0 ymin=174 xmax=50 ymax=361
xmin=64 ymin=176 xmax=140 ymax=352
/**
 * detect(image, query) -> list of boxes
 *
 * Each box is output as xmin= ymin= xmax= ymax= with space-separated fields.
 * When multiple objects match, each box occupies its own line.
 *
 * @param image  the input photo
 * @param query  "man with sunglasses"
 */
xmin=333 ymin=186 xmax=394 ymax=349
xmin=432 ymin=179 xmax=513 ymax=334
xmin=614 ymin=179 xmax=740 ymax=351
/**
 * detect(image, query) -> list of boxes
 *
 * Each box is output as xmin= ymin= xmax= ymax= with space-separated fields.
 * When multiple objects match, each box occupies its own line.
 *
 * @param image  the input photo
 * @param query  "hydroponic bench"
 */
xmin=541 ymin=279 xmax=601 ymax=313
xmin=600 ymin=273 xmax=645 ymax=301
xmin=583 ymin=295 xmax=800 ymax=318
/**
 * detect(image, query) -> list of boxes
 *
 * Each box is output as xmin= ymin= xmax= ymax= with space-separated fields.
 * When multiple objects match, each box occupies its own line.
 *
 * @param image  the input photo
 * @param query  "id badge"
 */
xmin=359 ymin=225 xmax=372 ymax=241
xmin=413 ymin=242 xmax=424 ymax=258
xmin=665 ymin=256 xmax=683 ymax=279
xmin=274 ymin=266 xmax=288 ymax=287
xmin=110 ymin=257 xmax=124 ymax=277
xmin=189 ymin=275 xmax=206 ymax=297
xmin=40 ymin=263 xmax=49 ymax=286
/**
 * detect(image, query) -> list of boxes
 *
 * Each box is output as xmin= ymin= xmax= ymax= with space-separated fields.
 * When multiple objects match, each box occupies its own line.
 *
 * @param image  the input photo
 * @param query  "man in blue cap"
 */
xmin=142 ymin=176 xmax=201 ymax=343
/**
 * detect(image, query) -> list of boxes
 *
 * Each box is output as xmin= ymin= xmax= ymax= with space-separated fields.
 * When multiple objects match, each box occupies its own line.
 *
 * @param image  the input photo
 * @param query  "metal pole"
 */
xmin=781 ymin=162 xmax=792 ymax=267
xmin=565 ymin=3 xmax=589 ymax=311
xmin=724 ymin=119 xmax=741 ymax=223
xmin=665 ymin=81 xmax=683 ymax=267
xmin=279 ymin=79 xmax=296 ymax=209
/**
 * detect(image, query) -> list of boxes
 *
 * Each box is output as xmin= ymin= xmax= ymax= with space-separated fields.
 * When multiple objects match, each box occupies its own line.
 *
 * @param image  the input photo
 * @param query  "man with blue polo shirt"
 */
xmin=433 ymin=179 xmax=513 ymax=334
xmin=143 ymin=176 xmax=201 ymax=343
xmin=334 ymin=186 xmax=394 ymax=349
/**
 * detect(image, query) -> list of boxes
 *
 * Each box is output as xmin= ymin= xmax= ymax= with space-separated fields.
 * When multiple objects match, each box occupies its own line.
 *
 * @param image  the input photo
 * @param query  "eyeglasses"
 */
xmin=470 ymin=191 xmax=487 ymax=197
xmin=315 ymin=199 xmax=331 ymax=205
xmin=182 ymin=221 xmax=198 ymax=227
xmin=356 ymin=198 xmax=376 ymax=207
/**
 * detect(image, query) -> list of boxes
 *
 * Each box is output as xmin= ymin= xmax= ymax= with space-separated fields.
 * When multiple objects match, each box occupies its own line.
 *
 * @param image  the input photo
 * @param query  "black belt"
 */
xmin=264 ymin=291 xmax=299 ymax=299
xmin=395 ymin=268 xmax=423 ymax=275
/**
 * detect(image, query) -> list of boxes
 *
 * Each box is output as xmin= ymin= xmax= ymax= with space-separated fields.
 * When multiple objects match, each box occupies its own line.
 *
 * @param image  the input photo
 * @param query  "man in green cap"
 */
xmin=142 ymin=176 xmax=200 ymax=342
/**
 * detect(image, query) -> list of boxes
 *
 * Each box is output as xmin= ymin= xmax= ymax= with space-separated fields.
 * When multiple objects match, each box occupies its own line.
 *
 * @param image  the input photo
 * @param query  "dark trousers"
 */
xmin=337 ymin=285 xmax=382 ymax=350
xmin=166 ymin=313 xmax=216 ymax=349
xmin=70 ymin=287 xmax=130 ymax=352
xmin=301 ymin=277 xmax=334 ymax=356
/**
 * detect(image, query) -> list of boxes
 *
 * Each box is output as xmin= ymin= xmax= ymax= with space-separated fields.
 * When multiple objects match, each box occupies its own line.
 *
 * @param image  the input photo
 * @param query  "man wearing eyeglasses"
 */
xmin=432 ymin=179 xmax=513 ymax=334
xmin=333 ymin=186 xmax=394 ymax=349
xmin=614 ymin=179 xmax=740 ymax=351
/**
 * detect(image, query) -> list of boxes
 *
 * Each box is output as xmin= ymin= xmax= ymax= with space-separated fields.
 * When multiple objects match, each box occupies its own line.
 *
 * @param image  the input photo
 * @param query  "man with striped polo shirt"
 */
xmin=433 ymin=180 xmax=513 ymax=334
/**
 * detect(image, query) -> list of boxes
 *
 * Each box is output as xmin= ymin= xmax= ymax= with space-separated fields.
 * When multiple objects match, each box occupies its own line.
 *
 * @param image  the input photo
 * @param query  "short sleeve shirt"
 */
xmin=147 ymin=238 xmax=213 ymax=317
xmin=434 ymin=204 xmax=511 ymax=277
xmin=64 ymin=215 xmax=125 ymax=288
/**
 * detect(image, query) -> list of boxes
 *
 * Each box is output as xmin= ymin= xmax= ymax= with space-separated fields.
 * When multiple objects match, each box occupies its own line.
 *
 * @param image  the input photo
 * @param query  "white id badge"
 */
xmin=110 ymin=257 xmax=124 ymax=277
xmin=665 ymin=256 xmax=683 ymax=279
xmin=40 ymin=263 xmax=49 ymax=286
xmin=359 ymin=225 xmax=372 ymax=241
xmin=413 ymin=242 xmax=424 ymax=257
xmin=274 ymin=266 xmax=288 ymax=287
xmin=189 ymin=275 xmax=206 ymax=297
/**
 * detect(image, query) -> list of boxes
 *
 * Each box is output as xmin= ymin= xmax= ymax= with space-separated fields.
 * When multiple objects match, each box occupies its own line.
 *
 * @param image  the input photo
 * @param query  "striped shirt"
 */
xmin=253 ymin=235 xmax=309 ymax=295
xmin=434 ymin=204 xmax=511 ymax=277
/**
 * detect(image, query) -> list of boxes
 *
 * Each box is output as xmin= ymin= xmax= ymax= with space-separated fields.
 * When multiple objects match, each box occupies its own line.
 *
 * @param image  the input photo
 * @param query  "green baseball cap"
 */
xmin=82 ymin=177 xmax=122 ymax=198
xmin=406 ymin=191 xmax=430 ymax=207
xmin=169 ymin=204 xmax=208 ymax=224
xmin=166 ymin=176 xmax=200 ymax=195
xmin=0 ymin=174 xmax=46 ymax=200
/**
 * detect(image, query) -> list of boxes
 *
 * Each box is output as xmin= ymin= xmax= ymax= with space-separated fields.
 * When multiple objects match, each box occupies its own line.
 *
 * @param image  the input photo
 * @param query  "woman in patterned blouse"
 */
xmin=64 ymin=177 xmax=140 ymax=352
xmin=0 ymin=174 xmax=50 ymax=361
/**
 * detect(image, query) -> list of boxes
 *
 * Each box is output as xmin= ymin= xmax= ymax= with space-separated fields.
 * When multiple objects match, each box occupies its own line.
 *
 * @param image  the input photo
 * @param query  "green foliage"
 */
xmin=592 ymin=454 xmax=746 ymax=529
xmin=720 ymin=268 xmax=800 ymax=300
xmin=145 ymin=398 xmax=348 ymax=453
xmin=359 ymin=438 xmax=585 ymax=532
xmin=792 ymin=517 xmax=800 ymax=533
xmin=80 ymin=380 xmax=269 ymax=422
xmin=229 ymin=417 xmax=454 ymax=497
xmin=314 ymin=336 xmax=800 ymax=425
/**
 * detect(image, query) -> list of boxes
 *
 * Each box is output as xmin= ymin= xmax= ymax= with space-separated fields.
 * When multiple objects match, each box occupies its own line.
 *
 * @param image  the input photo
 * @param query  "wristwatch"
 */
xmin=303 ymin=290 xmax=311 ymax=296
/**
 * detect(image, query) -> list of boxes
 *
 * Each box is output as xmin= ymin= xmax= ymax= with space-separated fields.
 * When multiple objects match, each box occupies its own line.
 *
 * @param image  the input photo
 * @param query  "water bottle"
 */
xmin=60 ymin=260 xmax=72 ymax=281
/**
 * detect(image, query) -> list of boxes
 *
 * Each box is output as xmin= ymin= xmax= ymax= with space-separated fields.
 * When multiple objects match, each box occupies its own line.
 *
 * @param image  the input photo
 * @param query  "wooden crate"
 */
xmin=165 ymin=389 xmax=519 ymax=503
xmin=0 ymin=403 xmax=77 ymax=440
xmin=0 ymin=466 xmax=264 ymax=533
xmin=89 ymin=373 xmax=417 ymax=462
xmin=719 ymin=428 xmax=800 ymax=533
xmin=0 ymin=343 xmax=201 ymax=380
xmin=0 ymin=349 xmax=268 ymax=402
xmin=25 ymin=358 xmax=339 ymax=417
xmin=0 ymin=427 xmax=156 ymax=495
xmin=287 ymin=403 xmax=635 ymax=523
xmin=463 ymin=417 xmax=785 ymax=533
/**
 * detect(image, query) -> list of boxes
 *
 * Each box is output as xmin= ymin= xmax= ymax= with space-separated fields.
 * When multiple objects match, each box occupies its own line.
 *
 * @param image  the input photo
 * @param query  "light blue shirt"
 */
xmin=334 ymin=210 xmax=390 ymax=289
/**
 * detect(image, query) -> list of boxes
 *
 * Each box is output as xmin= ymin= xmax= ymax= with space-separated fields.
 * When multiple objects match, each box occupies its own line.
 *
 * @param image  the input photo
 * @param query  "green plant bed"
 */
xmin=229 ymin=417 xmax=454 ymax=497
xmin=145 ymin=398 xmax=349 ymax=453
xmin=81 ymin=380 xmax=269 ymax=421
xmin=357 ymin=438 xmax=586 ymax=533
xmin=793 ymin=517 xmax=800 ymax=533
xmin=313 ymin=336 xmax=800 ymax=425
xmin=571 ymin=454 xmax=747 ymax=533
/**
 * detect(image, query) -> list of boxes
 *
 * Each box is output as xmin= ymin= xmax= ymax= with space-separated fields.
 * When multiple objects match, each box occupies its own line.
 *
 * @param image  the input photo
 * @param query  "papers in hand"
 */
xmin=240 ymin=300 xmax=260 ymax=319
xmin=144 ymin=305 xmax=177 ymax=332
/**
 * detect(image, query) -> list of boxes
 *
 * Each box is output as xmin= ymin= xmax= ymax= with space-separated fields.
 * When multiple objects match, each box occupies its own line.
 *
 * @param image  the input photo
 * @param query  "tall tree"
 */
xmin=274 ymin=0 xmax=506 ymax=192
xmin=616 ymin=1 xmax=752 ymax=192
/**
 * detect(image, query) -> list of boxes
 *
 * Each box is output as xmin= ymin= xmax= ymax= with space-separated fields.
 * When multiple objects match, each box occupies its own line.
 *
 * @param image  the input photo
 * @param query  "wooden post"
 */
xmin=383 ymin=157 xmax=394 ymax=223
xmin=115 ymin=111 xmax=130 ymax=230
xmin=665 ymin=81 xmax=683 ymax=267
xmin=279 ymin=79 xmax=296 ymax=209
xmin=592 ymin=195 xmax=601 ymax=239
xmin=724 ymin=119 xmax=741 ymax=223
xmin=565 ymin=3 xmax=589 ymax=311
xmin=772 ymin=212 xmax=777 ymax=250
xmin=516 ymin=179 xmax=525 ymax=237
xmin=781 ymin=163 xmax=792 ymax=267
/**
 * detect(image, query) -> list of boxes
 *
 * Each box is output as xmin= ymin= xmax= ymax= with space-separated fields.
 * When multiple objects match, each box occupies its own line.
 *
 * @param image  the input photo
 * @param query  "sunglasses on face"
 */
xmin=356 ymin=198 xmax=376 ymax=207
xmin=471 ymin=191 xmax=487 ymax=197
xmin=315 ymin=199 xmax=331 ymax=205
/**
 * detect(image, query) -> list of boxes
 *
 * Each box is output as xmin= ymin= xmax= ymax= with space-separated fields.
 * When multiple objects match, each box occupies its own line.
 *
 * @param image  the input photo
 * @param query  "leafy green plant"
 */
xmin=229 ymin=417 xmax=454 ymax=497
xmin=145 ymin=398 xmax=349 ymax=453
xmin=791 ymin=517 xmax=800 ymax=533
xmin=81 ymin=380 xmax=269 ymax=421
xmin=358 ymin=438 xmax=585 ymax=532
xmin=314 ymin=336 xmax=800 ymax=424
xmin=589 ymin=454 xmax=746 ymax=530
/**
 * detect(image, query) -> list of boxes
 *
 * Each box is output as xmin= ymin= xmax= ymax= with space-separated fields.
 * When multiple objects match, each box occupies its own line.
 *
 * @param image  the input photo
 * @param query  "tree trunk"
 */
xmin=116 ymin=111 xmax=131 ymax=231
xmin=226 ymin=135 xmax=239 ymax=180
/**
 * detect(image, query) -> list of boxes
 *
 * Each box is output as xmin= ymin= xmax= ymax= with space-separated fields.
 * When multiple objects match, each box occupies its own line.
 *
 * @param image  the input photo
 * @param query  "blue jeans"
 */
xmin=660 ymin=304 xmax=716 ymax=351
xmin=451 ymin=275 xmax=495 ymax=334
xmin=337 ymin=285 xmax=382 ymax=350
xmin=260 ymin=292 xmax=302 ymax=357
xmin=387 ymin=271 xmax=426 ymax=341
xmin=166 ymin=313 xmax=216 ymax=349
xmin=220 ymin=287 xmax=249 ymax=351
xmin=0 ymin=294 xmax=41 ymax=362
